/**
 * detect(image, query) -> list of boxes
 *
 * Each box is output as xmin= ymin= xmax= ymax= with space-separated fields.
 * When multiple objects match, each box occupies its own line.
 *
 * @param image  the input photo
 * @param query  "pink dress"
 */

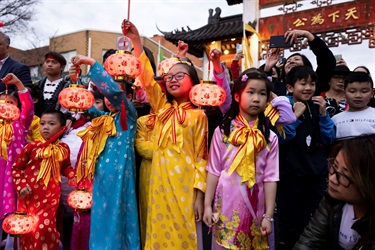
xmin=0 ymin=90 xmax=33 ymax=218
xmin=207 ymin=120 xmax=279 ymax=250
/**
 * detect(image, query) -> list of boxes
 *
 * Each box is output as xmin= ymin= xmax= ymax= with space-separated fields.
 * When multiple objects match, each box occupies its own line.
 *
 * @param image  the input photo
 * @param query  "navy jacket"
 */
xmin=0 ymin=57 xmax=32 ymax=92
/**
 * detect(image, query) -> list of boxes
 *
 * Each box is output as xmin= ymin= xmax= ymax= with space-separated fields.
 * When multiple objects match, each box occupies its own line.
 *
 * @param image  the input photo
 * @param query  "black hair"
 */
xmin=144 ymin=46 xmax=156 ymax=74
xmin=282 ymin=53 xmax=313 ymax=81
xmin=165 ymin=61 xmax=200 ymax=103
xmin=344 ymin=72 xmax=373 ymax=89
xmin=220 ymin=71 xmax=273 ymax=143
xmin=25 ymin=84 xmax=44 ymax=117
xmin=286 ymin=66 xmax=317 ymax=87
xmin=353 ymin=65 xmax=371 ymax=76
xmin=102 ymin=49 xmax=117 ymax=64
xmin=44 ymin=52 xmax=67 ymax=66
xmin=0 ymin=31 xmax=10 ymax=45
xmin=41 ymin=110 xmax=66 ymax=126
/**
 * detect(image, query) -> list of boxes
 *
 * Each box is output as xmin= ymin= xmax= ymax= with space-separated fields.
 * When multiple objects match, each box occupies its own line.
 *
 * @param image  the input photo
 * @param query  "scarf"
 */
xmin=226 ymin=115 xmax=267 ymax=188
xmin=157 ymin=102 xmax=194 ymax=152
xmin=36 ymin=136 xmax=69 ymax=187
xmin=76 ymin=113 xmax=117 ymax=182
xmin=264 ymin=102 xmax=284 ymax=137
xmin=0 ymin=121 xmax=13 ymax=160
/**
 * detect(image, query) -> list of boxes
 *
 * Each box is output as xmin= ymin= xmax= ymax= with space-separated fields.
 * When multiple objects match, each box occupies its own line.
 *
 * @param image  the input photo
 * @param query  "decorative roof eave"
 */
xmin=226 ymin=0 xmax=243 ymax=6
xmin=159 ymin=10 xmax=252 ymax=58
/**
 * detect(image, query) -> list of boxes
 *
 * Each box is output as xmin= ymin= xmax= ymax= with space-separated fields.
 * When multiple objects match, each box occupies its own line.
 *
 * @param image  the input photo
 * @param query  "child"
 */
xmin=295 ymin=134 xmax=375 ymax=249
xmin=203 ymin=71 xmax=279 ymax=249
xmin=0 ymin=73 xmax=33 ymax=232
xmin=123 ymin=20 xmax=208 ymax=250
xmin=277 ymin=66 xmax=336 ymax=249
xmin=12 ymin=110 xmax=75 ymax=250
xmin=25 ymin=84 xmax=42 ymax=142
xmin=69 ymin=54 xmax=140 ymax=250
xmin=331 ymin=72 xmax=375 ymax=139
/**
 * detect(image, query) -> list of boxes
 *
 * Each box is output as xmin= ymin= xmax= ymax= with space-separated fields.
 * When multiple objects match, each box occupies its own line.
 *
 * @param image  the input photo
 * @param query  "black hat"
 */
xmin=44 ymin=52 xmax=67 ymax=66
xmin=333 ymin=65 xmax=350 ymax=76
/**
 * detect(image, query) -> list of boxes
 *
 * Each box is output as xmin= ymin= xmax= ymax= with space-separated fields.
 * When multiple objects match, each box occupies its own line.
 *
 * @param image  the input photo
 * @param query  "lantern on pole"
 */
xmin=189 ymin=80 xmax=226 ymax=107
xmin=67 ymin=189 xmax=92 ymax=211
xmin=58 ymin=84 xmax=95 ymax=113
xmin=103 ymin=50 xmax=141 ymax=81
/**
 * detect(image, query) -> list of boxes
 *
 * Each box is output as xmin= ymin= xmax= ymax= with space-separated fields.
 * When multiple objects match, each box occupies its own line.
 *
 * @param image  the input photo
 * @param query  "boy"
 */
xmin=276 ymin=66 xmax=336 ymax=249
xmin=12 ymin=110 xmax=75 ymax=250
xmin=332 ymin=72 xmax=375 ymax=139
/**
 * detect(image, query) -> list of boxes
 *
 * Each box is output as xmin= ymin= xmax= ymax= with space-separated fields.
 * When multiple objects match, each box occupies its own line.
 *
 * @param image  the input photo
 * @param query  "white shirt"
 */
xmin=338 ymin=203 xmax=361 ymax=249
xmin=43 ymin=78 xmax=62 ymax=100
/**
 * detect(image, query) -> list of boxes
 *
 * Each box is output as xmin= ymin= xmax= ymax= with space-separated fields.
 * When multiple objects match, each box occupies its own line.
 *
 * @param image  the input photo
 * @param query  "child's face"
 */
xmin=104 ymin=97 xmax=117 ymax=112
xmin=345 ymin=81 xmax=373 ymax=111
xmin=165 ymin=64 xmax=193 ymax=103
xmin=234 ymin=79 xmax=268 ymax=122
xmin=328 ymin=150 xmax=362 ymax=204
xmin=287 ymin=77 xmax=316 ymax=102
xmin=40 ymin=114 xmax=63 ymax=140
xmin=94 ymin=99 xmax=105 ymax=111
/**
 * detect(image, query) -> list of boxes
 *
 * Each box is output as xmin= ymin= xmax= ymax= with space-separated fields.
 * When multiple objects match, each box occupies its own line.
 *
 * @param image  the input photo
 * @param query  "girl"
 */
xmin=203 ymin=71 xmax=279 ymax=249
xmin=0 ymin=73 xmax=33 ymax=227
xmin=69 ymin=54 xmax=140 ymax=250
xmin=12 ymin=110 xmax=75 ymax=250
xmin=294 ymin=134 xmax=375 ymax=249
xmin=123 ymin=20 xmax=208 ymax=250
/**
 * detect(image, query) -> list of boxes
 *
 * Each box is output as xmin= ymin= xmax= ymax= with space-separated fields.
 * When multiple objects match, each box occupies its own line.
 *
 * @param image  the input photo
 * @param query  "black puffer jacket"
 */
xmin=293 ymin=195 xmax=375 ymax=250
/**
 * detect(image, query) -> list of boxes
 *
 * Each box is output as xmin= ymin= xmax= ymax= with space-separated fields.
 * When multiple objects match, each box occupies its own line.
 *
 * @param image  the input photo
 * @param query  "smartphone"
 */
xmin=278 ymin=57 xmax=286 ymax=64
xmin=269 ymin=35 xmax=292 ymax=48
xmin=334 ymin=54 xmax=342 ymax=61
xmin=236 ymin=44 xmax=243 ymax=53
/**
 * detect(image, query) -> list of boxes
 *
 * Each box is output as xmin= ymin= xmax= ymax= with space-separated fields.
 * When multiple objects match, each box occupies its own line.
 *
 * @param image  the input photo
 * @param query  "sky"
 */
xmin=9 ymin=0 xmax=375 ymax=77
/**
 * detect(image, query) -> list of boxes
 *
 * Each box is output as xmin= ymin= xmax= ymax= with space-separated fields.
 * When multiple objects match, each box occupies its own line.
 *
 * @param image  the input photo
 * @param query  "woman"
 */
xmin=294 ymin=134 xmax=375 ymax=249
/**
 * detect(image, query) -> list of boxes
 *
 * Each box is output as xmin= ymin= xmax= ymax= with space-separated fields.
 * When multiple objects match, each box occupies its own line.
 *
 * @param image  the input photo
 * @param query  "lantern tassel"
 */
xmin=120 ymin=93 xmax=128 ymax=131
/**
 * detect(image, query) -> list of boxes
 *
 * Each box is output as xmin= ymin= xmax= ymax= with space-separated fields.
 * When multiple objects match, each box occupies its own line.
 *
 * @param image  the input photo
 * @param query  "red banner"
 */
xmin=259 ymin=0 xmax=375 ymax=40
xmin=259 ymin=0 xmax=302 ymax=8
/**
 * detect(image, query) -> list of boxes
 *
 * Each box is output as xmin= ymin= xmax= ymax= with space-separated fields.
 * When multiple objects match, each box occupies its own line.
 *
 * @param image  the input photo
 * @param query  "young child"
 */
xmin=331 ymin=72 xmax=375 ymax=139
xmin=0 ymin=73 xmax=33 ymax=235
xmin=277 ymin=66 xmax=336 ymax=249
xmin=203 ymin=71 xmax=279 ymax=249
xmin=295 ymin=134 xmax=375 ymax=249
xmin=123 ymin=20 xmax=208 ymax=250
xmin=11 ymin=110 xmax=75 ymax=250
xmin=69 ymin=54 xmax=140 ymax=250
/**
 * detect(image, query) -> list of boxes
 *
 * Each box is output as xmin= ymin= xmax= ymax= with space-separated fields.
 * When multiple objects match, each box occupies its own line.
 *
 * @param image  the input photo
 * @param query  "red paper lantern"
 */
xmin=67 ymin=189 xmax=92 ymax=211
xmin=58 ymin=84 xmax=95 ymax=113
xmin=189 ymin=80 xmax=226 ymax=107
xmin=157 ymin=58 xmax=179 ymax=76
xmin=104 ymin=50 xmax=141 ymax=81
xmin=2 ymin=212 xmax=36 ymax=236
xmin=0 ymin=100 xmax=20 ymax=121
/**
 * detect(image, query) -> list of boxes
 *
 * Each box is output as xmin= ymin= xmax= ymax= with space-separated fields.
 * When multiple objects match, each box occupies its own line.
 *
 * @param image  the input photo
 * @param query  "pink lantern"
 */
xmin=2 ymin=212 xmax=36 ymax=236
xmin=0 ymin=100 xmax=20 ymax=122
xmin=104 ymin=50 xmax=141 ymax=81
xmin=189 ymin=80 xmax=226 ymax=107
xmin=67 ymin=189 xmax=92 ymax=211
xmin=58 ymin=84 xmax=95 ymax=113
xmin=157 ymin=58 xmax=179 ymax=76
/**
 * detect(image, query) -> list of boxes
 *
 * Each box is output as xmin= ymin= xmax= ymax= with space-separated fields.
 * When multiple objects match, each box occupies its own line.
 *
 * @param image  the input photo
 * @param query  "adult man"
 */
xmin=0 ymin=31 xmax=32 ymax=92
xmin=36 ymin=51 xmax=69 ymax=112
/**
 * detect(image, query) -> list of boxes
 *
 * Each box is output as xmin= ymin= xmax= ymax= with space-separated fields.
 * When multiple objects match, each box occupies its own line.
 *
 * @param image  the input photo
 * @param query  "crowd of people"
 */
xmin=0 ymin=17 xmax=374 ymax=250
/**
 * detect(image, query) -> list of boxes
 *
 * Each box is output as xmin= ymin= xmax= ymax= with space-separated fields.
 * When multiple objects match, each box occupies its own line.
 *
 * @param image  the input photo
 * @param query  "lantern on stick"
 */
xmin=103 ymin=50 xmax=141 ymax=81
xmin=2 ymin=212 xmax=36 ymax=250
xmin=0 ymin=84 xmax=20 ymax=160
xmin=58 ymin=84 xmax=95 ymax=113
xmin=67 ymin=189 xmax=92 ymax=211
xmin=189 ymin=60 xmax=226 ymax=107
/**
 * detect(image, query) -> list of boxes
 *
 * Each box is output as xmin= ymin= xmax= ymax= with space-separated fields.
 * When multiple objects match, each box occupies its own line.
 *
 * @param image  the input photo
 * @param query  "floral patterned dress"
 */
xmin=207 ymin=119 xmax=279 ymax=250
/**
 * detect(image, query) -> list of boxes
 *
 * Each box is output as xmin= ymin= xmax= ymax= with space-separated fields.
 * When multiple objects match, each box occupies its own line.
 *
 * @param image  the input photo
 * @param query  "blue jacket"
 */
xmin=278 ymin=96 xmax=335 ymax=176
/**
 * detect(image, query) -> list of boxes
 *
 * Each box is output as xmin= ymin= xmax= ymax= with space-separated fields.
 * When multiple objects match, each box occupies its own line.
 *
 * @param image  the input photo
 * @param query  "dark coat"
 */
xmin=36 ymin=76 xmax=69 ymax=112
xmin=0 ymin=57 xmax=32 ymax=92
xmin=294 ymin=195 xmax=375 ymax=250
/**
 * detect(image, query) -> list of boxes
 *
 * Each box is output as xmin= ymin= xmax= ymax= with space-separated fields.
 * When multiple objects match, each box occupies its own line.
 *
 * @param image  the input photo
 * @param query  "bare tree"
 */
xmin=0 ymin=0 xmax=40 ymax=34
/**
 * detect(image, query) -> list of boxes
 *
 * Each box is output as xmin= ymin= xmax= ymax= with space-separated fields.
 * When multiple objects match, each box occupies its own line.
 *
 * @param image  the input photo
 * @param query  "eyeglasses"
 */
xmin=327 ymin=158 xmax=354 ymax=188
xmin=163 ymin=72 xmax=189 ymax=82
